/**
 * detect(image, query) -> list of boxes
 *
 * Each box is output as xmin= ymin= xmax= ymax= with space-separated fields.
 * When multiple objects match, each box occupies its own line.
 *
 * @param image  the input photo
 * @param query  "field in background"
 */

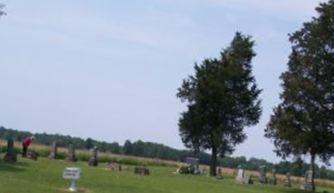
xmin=1 ymin=140 xmax=334 ymax=189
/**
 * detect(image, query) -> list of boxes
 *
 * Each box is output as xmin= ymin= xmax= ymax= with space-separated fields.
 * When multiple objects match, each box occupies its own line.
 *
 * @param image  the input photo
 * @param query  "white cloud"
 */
xmin=205 ymin=0 xmax=326 ymax=18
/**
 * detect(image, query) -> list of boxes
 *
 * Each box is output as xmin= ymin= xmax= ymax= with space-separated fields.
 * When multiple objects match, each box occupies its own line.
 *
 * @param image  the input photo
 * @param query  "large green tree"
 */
xmin=177 ymin=32 xmax=262 ymax=176
xmin=265 ymin=1 xmax=334 ymax=191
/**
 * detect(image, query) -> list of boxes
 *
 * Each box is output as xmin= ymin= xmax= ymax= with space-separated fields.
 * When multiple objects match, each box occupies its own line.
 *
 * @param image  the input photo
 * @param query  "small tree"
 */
xmin=265 ymin=1 xmax=334 ymax=191
xmin=0 ymin=4 xmax=6 ymax=17
xmin=177 ymin=32 xmax=262 ymax=176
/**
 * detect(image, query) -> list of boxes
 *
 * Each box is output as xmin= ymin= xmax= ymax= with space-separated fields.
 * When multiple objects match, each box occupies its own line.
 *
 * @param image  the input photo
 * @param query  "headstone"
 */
xmin=185 ymin=157 xmax=200 ymax=174
xmin=3 ymin=138 xmax=17 ymax=162
xmin=236 ymin=166 xmax=245 ymax=183
xmin=216 ymin=167 xmax=223 ymax=179
xmin=301 ymin=170 xmax=314 ymax=191
xmin=258 ymin=165 xmax=267 ymax=184
xmin=134 ymin=166 xmax=150 ymax=176
xmin=284 ymin=172 xmax=292 ymax=187
xmin=49 ymin=141 xmax=58 ymax=159
xmin=106 ymin=162 xmax=122 ymax=171
xmin=66 ymin=144 xmax=77 ymax=162
xmin=27 ymin=150 xmax=39 ymax=161
xmin=269 ymin=169 xmax=277 ymax=185
xmin=63 ymin=167 xmax=81 ymax=192
xmin=88 ymin=146 xmax=98 ymax=166
xmin=235 ymin=165 xmax=252 ymax=184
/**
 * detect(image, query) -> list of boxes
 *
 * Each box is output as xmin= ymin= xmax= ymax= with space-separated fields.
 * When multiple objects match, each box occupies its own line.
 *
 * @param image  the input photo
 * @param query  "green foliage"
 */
xmin=0 ymin=3 xmax=5 ymax=17
xmin=265 ymin=1 xmax=334 ymax=191
xmin=177 ymin=32 xmax=262 ymax=175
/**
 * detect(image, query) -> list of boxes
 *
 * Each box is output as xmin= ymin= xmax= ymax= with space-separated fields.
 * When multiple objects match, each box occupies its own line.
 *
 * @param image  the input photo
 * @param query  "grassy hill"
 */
xmin=0 ymin=157 xmax=334 ymax=193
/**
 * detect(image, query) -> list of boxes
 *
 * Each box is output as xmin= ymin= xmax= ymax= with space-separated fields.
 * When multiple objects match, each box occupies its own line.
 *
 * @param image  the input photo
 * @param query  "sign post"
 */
xmin=63 ymin=167 xmax=81 ymax=192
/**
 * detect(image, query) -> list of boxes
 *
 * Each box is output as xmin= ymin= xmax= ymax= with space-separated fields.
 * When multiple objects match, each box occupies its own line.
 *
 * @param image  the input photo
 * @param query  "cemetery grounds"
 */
xmin=0 ymin=156 xmax=334 ymax=193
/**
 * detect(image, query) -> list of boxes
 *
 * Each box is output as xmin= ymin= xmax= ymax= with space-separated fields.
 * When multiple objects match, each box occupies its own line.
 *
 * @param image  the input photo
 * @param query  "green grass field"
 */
xmin=0 ymin=157 xmax=333 ymax=193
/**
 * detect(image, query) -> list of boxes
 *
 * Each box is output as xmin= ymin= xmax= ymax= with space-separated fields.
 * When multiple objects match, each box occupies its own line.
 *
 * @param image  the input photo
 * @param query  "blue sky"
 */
xmin=0 ymin=0 xmax=329 ymax=165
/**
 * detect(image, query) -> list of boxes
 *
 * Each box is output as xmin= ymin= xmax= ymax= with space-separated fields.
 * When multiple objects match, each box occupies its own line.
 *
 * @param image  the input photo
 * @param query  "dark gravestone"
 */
xmin=269 ymin=169 xmax=277 ymax=185
xmin=88 ymin=146 xmax=98 ymax=166
xmin=258 ymin=165 xmax=267 ymax=184
xmin=3 ymin=138 xmax=17 ymax=162
xmin=216 ymin=167 xmax=223 ymax=179
xmin=66 ymin=144 xmax=77 ymax=162
xmin=284 ymin=172 xmax=292 ymax=187
xmin=49 ymin=141 xmax=58 ymax=159
xmin=134 ymin=166 xmax=150 ymax=176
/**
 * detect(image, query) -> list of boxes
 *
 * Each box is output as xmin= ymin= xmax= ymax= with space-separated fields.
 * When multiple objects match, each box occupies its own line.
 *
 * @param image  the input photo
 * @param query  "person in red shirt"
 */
xmin=22 ymin=136 xmax=34 ymax=157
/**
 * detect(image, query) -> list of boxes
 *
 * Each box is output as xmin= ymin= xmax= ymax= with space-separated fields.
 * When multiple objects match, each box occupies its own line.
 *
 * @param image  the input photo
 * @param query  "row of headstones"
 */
xmin=236 ymin=165 xmax=314 ymax=191
xmin=49 ymin=142 xmax=98 ymax=166
xmin=2 ymin=139 xmax=98 ymax=166
xmin=3 ymin=139 xmax=151 ymax=175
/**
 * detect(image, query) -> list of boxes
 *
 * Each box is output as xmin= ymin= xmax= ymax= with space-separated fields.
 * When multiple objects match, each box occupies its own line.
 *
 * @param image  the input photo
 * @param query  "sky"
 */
xmin=0 ymin=0 xmax=329 ymax=165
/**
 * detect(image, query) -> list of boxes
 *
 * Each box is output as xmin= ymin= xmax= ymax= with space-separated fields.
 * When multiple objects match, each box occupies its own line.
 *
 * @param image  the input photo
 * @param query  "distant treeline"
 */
xmin=1 ymin=126 xmax=334 ymax=180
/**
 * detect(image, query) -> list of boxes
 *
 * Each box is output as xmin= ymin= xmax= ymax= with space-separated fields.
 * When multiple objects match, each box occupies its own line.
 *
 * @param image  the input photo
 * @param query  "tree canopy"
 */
xmin=177 ymin=32 xmax=262 ymax=176
xmin=265 ymin=1 xmax=334 ymax=191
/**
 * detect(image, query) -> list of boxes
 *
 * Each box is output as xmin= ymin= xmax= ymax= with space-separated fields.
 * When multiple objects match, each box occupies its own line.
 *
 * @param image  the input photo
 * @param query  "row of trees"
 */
xmin=177 ymin=0 xmax=334 ymax=191
xmin=1 ymin=126 xmax=334 ymax=180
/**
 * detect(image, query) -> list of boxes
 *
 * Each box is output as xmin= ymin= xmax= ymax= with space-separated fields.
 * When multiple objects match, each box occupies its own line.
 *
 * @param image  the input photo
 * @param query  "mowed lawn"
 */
xmin=0 ymin=157 xmax=333 ymax=193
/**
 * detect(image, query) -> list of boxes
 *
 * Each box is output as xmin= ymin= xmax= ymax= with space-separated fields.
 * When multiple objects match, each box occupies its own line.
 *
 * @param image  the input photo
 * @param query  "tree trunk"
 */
xmin=310 ymin=153 xmax=316 ymax=192
xmin=210 ymin=147 xmax=217 ymax=176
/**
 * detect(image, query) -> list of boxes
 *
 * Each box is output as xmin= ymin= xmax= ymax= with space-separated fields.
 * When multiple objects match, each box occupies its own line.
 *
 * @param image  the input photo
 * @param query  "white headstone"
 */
xmin=236 ymin=168 xmax=245 ymax=182
xmin=63 ymin=167 xmax=81 ymax=192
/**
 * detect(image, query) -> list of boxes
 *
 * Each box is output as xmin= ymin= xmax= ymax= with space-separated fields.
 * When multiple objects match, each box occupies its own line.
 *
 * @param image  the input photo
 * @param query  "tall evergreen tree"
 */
xmin=177 ymin=32 xmax=262 ymax=176
xmin=265 ymin=1 xmax=334 ymax=191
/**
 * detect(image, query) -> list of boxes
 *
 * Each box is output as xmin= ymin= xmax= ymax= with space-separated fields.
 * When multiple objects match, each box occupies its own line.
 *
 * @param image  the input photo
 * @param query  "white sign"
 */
xmin=63 ymin=167 xmax=81 ymax=180
xmin=63 ymin=167 xmax=81 ymax=192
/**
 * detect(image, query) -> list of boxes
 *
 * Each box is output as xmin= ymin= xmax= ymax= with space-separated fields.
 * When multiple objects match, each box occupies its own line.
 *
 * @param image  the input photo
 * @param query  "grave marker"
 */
xmin=66 ymin=144 xmax=77 ymax=162
xmin=269 ymin=169 xmax=277 ymax=185
xmin=185 ymin=157 xmax=200 ymax=174
xmin=258 ymin=165 xmax=267 ymax=184
xmin=88 ymin=146 xmax=98 ymax=166
xmin=284 ymin=172 xmax=292 ymax=187
xmin=301 ymin=170 xmax=314 ymax=191
xmin=236 ymin=166 xmax=245 ymax=183
xmin=49 ymin=141 xmax=58 ymax=159
xmin=3 ymin=138 xmax=17 ymax=162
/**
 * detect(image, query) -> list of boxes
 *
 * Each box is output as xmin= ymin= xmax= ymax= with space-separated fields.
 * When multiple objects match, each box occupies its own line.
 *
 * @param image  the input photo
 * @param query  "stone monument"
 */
xmin=235 ymin=165 xmax=252 ymax=184
xmin=284 ymin=172 xmax=292 ymax=187
xmin=301 ymin=170 xmax=314 ymax=191
xmin=269 ymin=169 xmax=277 ymax=185
xmin=88 ymin=146 xmax=98 ymax=166
xmin=258 ymin=165 xmax=267 ymax=184
xmin=106 ymin=162 xmax=122 ymax=171
xmin=134 ymin=166 xmax=150 ymax=176
xmin=185 ymin=157 xmax=200 ymax=174
xmin=49 ymin=141 xmax=58 ymax=159
xmin=27 ymin=150 xmax=38 ymax=161
xmin=216 ymin=167 xmax=223 ymax=179
xmin=66 ymin=144 xmax=77 ymax=162
xmin=3 ymin=138 xmax=17 ymax=162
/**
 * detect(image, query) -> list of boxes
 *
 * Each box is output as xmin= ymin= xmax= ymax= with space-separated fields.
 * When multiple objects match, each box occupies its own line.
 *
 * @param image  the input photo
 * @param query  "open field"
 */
xmin=0 ymin=157 xmax=334 ymax=193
